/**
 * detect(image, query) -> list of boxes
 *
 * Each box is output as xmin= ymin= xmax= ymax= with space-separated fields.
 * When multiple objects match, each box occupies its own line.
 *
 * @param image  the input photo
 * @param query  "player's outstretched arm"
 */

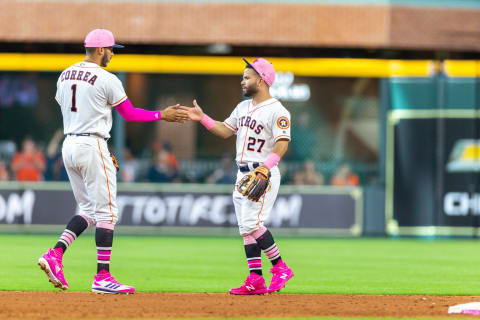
xmin=115 ymin=98 xmax=189 ymax=123
xmin=179 ymin=100 xmax=234 ymax=139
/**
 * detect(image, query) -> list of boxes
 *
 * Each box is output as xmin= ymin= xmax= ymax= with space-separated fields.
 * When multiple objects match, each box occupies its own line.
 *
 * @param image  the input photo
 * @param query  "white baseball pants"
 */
xmin=233 ymin=166 xmax=281 ymax=235
xmin=62 ymin=135 xmax=118 ymax=225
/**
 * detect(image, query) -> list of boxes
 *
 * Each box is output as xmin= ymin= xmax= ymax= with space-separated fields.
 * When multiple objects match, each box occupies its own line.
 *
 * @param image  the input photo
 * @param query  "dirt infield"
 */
xmin=1 ymin=292 xmax=480 ymax=319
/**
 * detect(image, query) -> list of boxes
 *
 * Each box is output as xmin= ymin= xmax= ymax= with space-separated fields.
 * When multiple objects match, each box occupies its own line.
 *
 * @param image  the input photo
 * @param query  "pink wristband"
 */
xmin=200 ymin=114 xmax=215 ymax=130
xmin=263 ymin=152 xmax=281 ymax=169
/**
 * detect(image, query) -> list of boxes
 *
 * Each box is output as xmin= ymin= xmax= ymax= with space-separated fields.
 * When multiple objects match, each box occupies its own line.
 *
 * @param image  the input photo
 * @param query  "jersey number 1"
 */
xmin=70 ymin=84 xmax=77 ymax=112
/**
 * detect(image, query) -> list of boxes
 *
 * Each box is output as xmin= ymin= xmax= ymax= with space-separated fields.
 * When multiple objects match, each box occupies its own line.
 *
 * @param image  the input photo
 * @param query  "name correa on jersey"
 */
xmin=60 ymin=70 xmax=98 ymax=86
xmin=56 ymin=61 xmax=127 ymax=139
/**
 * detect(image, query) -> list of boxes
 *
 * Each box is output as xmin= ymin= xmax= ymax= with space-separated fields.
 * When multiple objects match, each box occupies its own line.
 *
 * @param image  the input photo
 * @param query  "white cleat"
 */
xmin=91 ymin=270 xmax=135 ymax=294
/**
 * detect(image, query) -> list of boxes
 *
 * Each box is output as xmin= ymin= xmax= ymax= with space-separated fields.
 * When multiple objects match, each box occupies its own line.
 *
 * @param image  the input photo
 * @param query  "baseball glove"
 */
xmin=237 ymin=166 xmax=271 ymax=202
xmin=110 ymin=152 xmax=120 ymax=172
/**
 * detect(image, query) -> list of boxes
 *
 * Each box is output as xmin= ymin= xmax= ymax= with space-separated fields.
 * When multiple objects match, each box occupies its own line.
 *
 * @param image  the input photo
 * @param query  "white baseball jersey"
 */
xmin=55 ymin=61 xmax=127 ymax=139
xmin=56 ymin=61 xmax=124 ymax=225
xmin=223 ymin=98 xmax=291 ymax=165
xmin=223 ymin=97 xmax=291 ymax=235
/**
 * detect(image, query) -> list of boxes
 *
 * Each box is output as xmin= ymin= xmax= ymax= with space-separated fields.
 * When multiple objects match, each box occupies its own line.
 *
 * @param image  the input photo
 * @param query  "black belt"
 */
xmin=66 ymin=133 xmax=108 ymax=140
xmin=238 ymin=162 xmax=260 ymax=173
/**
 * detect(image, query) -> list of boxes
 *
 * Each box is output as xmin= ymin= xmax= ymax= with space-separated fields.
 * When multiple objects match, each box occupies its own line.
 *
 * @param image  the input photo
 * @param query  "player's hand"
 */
xmin=178 ymin=100 xmax=204 ymax=121
xmin=161 ymin=104 xmax=190 ymax=123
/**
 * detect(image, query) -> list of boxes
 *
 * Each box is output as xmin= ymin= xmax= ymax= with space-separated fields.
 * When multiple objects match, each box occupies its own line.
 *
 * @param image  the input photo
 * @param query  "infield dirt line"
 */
xmin=0 ymin=292 xmax=479 ymax=319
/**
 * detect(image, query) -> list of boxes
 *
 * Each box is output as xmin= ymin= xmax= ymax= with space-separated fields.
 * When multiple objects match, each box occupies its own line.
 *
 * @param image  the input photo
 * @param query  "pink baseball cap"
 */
xmin=84 ymin=29 xmax=124 ymax=48
xmin=243 ymin=58 xmax=275 ymax=86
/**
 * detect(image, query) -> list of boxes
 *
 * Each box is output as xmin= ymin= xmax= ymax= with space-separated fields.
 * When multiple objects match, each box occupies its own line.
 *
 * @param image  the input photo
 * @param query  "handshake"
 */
xmin=161 ymin=100 xmax=206 ymax=123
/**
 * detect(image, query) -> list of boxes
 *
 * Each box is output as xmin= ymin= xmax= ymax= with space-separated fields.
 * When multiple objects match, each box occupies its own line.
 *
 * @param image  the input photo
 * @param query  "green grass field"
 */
xmin=1 ymin=234 xmax=480 ymax=295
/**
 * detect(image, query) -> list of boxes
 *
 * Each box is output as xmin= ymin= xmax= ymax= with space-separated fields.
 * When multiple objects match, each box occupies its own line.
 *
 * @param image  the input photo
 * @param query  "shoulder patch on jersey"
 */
xmin=277 ymin=116 xmax=290 ymax=129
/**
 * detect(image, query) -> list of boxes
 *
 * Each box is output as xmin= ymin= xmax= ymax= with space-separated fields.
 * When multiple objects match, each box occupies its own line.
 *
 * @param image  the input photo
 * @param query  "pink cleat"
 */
xmin=38 ymin=248 xmax=68 ymax=290
xmin=92 ymin=270 xmax=135 ymax=294
xmin=229 ymin=273 xmax=268 ymax=295
xmin=268 ymin=260 xmax=294 ymax=293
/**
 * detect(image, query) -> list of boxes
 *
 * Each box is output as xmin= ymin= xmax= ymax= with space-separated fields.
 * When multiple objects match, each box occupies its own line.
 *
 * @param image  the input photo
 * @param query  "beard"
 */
xmin=101 ymin=53 xmax=109 ymax=67
xmin=243 ymin=84 xmax=258 ymax=97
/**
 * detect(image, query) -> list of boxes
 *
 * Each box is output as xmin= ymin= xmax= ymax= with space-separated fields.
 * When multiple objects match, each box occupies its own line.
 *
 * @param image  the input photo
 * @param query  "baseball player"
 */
xmin=38 ymin=29 xmax=188 ymax=294
xmin=181 ymin=58 xmax=294 ymax=294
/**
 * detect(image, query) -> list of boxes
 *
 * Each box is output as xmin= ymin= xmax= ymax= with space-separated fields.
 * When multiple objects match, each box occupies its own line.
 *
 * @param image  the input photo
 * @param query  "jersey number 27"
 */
xmin=247 ymin=137 xmax=265 ymax=152
xmin=70 ymin=84 xmax=77 ymax=112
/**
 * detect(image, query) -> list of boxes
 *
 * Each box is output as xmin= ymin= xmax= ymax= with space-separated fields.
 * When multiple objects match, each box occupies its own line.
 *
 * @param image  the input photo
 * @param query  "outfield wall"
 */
xmin=0 ymin=182 xmax=362 ymax=237
xmin=386 ymin=61 xmax=480 ymax=237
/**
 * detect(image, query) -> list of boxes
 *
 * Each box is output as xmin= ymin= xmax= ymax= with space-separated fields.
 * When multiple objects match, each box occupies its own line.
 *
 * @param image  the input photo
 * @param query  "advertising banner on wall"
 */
xmin=389 ymin=113 xmax=480 ymax=236
xmin=0 ymin=184 xmax=362 ymax=236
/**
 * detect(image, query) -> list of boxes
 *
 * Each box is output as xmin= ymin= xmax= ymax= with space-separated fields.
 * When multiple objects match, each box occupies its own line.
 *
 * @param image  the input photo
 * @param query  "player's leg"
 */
xmin=38 ymin=138 xmax=94 ymax=290
xmin=245 ymin=168 xmax=294 ymax=293
xmin=244 ymin=235 xmax=262 ymax=276
xmin=54 ymin=215 xmax=92 ymax=252
xmin=252 ymin=225 xmax=294 ymax=293
xmin=234 ymin=186 xmax=263 ymax=276
xmin=87 ymin=138 xmax=134 ymax=294
xmin=54 ymin=161 xmax=95 ymax=254
xmin=228 ymin=174 xmax=267 ymax=295
xmin=86 ymin=139 xmax=117 ymax=275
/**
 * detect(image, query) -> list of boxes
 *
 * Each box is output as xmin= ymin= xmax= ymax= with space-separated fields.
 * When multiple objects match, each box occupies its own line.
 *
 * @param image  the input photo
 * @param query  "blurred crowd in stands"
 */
xmin=0 ymin=74 xmax=376 ymax=187
xmin=0 ymin=132 xmax=360 ymax=187
xmin=0 ymin=75 xmax=38 ymax=108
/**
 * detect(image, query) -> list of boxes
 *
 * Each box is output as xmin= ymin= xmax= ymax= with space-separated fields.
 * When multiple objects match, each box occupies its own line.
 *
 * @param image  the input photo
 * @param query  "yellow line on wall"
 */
xmin=443 ymin=60 xmax=480 ymax=77
xmin=0 ymin=53 xmax=435 ymax=77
